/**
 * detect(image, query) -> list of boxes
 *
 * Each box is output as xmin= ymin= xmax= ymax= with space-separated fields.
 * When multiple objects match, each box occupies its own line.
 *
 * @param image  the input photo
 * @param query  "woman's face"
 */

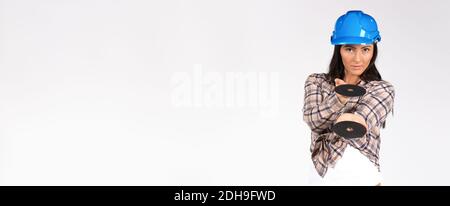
xmin=340 ymin=44 xmax=374 ymax=77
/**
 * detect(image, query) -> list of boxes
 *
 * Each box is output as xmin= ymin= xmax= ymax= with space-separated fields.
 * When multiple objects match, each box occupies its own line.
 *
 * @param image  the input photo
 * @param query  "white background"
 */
xmin=1 ymin=0 xmax=449 ymax=185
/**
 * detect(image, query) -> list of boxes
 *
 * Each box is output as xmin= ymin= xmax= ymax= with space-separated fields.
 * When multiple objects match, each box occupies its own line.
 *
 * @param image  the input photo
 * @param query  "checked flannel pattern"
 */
xmin=302 ymin=73 xmax=395 ymax=177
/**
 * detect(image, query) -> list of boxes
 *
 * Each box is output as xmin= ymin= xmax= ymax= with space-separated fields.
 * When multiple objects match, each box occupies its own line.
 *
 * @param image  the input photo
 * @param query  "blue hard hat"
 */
xmin=331 ymin=10 xmax=381 ymax=45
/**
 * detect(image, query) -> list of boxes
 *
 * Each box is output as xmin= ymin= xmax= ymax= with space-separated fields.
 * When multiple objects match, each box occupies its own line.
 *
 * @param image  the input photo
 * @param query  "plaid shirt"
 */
xmin=302 ymin=73 xmax=395 ymax=177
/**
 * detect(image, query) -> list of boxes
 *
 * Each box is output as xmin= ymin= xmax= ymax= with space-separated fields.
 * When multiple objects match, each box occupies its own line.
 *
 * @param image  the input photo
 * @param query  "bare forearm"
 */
xmin=335 ymin=113 xmax=368 ymax=130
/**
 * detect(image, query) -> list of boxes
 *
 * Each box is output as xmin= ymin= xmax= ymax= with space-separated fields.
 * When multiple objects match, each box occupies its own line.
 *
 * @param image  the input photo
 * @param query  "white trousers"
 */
xmin=307 ymin=145 xmax=383 ymax=186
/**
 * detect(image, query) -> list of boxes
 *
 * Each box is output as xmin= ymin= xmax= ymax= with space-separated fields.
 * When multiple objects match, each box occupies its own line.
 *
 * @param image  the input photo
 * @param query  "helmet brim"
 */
xmin=331 ymin=36 xmax=378 ymax=45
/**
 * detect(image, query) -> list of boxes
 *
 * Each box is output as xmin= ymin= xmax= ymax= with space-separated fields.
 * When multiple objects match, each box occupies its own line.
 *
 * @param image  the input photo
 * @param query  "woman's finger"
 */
xmin=335 ymin=78 xmax=346 ymax=85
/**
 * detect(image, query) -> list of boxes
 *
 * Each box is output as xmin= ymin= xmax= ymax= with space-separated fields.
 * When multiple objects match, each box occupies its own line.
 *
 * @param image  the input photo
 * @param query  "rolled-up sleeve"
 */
xmin=302 ymin=74 xmax=347 ymax=133
xmin=347 ymin=81 xmax=395 ymax=149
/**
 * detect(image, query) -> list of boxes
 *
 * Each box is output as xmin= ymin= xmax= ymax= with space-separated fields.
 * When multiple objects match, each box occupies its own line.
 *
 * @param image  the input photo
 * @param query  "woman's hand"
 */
xmin=334 ymin=78 xmax=349 ymax=104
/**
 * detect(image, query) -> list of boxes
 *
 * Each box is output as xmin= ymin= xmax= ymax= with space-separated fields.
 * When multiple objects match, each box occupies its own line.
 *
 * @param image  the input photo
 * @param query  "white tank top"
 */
xmin=307 ymin=145 xmax=383 ymax=186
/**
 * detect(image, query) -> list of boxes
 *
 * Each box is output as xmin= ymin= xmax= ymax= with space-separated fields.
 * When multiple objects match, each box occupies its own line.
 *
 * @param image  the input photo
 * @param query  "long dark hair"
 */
xmin=325 ymin=43 xmax=387 ymax=128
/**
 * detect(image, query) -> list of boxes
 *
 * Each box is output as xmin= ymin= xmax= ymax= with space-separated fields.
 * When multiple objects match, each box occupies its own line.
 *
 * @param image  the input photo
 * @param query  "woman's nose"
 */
xmin=353 ymin=51 xmax=362 ymax=62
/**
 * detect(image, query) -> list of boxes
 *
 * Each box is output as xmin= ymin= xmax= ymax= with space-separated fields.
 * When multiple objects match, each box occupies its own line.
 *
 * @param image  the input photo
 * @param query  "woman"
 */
xmin=303 ymin=10 xmax=395 ymax=186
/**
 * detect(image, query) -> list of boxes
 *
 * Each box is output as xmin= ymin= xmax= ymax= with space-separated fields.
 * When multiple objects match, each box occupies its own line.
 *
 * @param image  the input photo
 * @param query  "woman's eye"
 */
xmin=363 ymin=48 xmax=370 ymax=52
xmin=345 ymin=48 xmax=353 ymax=52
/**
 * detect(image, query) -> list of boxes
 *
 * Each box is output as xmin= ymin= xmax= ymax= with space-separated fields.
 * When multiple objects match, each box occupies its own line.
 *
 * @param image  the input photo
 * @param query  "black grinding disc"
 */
xmin=332 ymin=121 xmax=367 ymax=139
xmin=335 ymin=84 xmax=366 ymax=97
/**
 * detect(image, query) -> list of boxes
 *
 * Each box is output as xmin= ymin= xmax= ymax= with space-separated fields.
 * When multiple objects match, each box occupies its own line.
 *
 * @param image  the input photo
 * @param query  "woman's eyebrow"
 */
xmin=343 ymin=45 xmax=372 ymax=49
